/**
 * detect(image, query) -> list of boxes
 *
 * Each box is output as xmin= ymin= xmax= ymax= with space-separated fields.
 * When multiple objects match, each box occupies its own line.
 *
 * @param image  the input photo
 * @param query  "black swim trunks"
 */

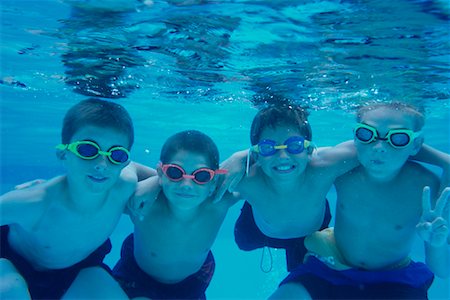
xmin=112 ymin=234 xmax=215 ymax=299
xmin=0 ymin=225 xmax=112 ymax=299
xmin=280 ymin=255 xmax=434 ymax=299
xmin=234 ymin=200 xmax=332 ymax=271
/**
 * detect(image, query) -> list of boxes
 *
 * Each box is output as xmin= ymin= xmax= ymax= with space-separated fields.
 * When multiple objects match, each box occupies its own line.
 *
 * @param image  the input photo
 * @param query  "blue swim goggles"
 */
xmin=251 ymin=136 xmax=311 ymax=157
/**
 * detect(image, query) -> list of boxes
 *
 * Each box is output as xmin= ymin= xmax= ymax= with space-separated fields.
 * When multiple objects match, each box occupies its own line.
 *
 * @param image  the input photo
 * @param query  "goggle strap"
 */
xmin=215 ymin=169 xmax=228 ymax=175
xmin=246 ymin=148 xmax=251 ymax=177
xmin=56 ymin=144 xmax=68 ymax=150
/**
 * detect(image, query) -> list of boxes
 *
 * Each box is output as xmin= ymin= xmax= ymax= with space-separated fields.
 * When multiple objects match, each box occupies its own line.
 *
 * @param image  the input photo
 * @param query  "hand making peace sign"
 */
xmin=416 ymin=186 xmax=450 ymax=247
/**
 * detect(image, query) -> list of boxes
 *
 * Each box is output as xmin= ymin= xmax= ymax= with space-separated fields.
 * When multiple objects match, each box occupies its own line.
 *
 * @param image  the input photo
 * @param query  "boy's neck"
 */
xmin=362 ymin=167 xmax=402 ymax=184
xmin=263 ymin=171 xmax=307 ymax=194
xmin=65 ymin=178 xmax=109 ymax=213
xmin=165 ymin=197 xmax=203 ymax=222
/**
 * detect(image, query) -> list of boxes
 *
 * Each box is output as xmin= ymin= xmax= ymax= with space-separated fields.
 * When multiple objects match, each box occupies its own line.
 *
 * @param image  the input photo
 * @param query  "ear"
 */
xmin=56 ymin=149 xmax=66 ymax=160
xmin=410 ymin=136 xmax=424 ymax=156
xmin=208 ymin=179 xmax=217 ymax=196
xmin=157 ymin=166 xmax=163 ymax=184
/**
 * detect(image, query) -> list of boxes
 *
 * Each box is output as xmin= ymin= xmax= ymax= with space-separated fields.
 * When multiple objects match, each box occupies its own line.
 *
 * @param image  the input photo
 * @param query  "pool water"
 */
xmin=1 ymin=0 xmax=449 ymax=299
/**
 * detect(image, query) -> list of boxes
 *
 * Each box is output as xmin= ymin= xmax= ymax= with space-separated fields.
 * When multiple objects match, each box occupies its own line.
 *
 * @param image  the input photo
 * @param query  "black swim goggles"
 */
xmin=251 ymin=136 xmax=311 ymax=157
xmin=56 ymin=140 xmax=130 ymax=165
xmin=354 ymin=123 xmax=422 ymax=149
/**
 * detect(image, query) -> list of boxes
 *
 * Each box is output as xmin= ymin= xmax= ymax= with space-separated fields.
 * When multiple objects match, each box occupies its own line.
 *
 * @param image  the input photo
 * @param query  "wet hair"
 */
xmin=61 ymin=98 xmax=134 ymax=148
xmin=356 ymin=102 xmax=425 ymax=131
xmin=160 ymin=130 xmax=220 ymax=169
xmin=250 ymin=104 xmax=312 ymax=145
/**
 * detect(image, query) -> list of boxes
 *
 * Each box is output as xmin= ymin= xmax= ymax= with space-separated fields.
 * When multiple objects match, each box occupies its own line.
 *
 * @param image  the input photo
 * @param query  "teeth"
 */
xmin=275 ymin=165 xmax=292 ymax=171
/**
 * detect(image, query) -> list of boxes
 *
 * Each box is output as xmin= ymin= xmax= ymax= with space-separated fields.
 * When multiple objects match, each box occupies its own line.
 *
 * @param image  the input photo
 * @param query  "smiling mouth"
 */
xmin=273 ymin=164 xmax=296 ymax=173
xmin=370 ymin=159 xmax=384 ymax=165
xmin=88 ymin=175 xmax=108 ymax=183
xmin=175 ymin=192 xmax=196 ymax=198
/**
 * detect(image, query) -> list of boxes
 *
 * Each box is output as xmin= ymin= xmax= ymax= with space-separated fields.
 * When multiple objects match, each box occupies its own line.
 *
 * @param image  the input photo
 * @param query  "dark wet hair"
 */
xmin=356 ymin=102 xmax=425 ymax=131
xmin=61 ymin=98 xmax=134 ymax=148
xmin=250 ymin=104 xmax=312 ymax=145
xmin=160 ymin=130 xmax=220 ymax=169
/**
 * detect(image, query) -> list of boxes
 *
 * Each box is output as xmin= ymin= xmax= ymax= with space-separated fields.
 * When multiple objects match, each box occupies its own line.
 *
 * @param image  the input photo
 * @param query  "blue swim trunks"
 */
xmin=0 ymin=225 xmax=112 ymax=299
xmin=112 ymin=234 xmax=215 ymax=299
xmin=280 ymin=255 xmax=434 ymax=299
xmin=234 ymin=200 xmax=332 ymax=271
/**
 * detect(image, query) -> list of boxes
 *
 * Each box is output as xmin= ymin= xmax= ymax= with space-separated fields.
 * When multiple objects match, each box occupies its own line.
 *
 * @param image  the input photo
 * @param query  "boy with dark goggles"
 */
xmin=354 ymin=123 xmax=422 ymax=149
xmin=160 ymin=163 xmax=227 ymax=185
xmin=251 ymin=136 xmax=311 ymax=157
xmin=56 ymin=140 xmax=130 ymax=165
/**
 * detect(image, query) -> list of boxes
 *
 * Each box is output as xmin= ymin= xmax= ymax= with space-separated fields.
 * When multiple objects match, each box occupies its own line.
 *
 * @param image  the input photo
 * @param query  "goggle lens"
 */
xmin=389 ymin=133 xmax=410 ymax=147
xmin=259 ymin=142 xmax=277 ymax=156
xmin=165 ymin=165 xmax=184 ymax=180
xmin=77 ymin=143 xmax=99 ymax=158
xmin=194 ymin=170 xmax=213 ymax=183
xmin=355 ymin=127 xmax=374 ymax=143
xmin=110 ymin=148 xmax=130 ymax=163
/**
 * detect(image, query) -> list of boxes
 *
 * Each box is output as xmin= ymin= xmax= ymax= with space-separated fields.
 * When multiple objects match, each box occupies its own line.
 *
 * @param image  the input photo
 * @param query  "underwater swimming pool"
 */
xmin=1 ymin=0 xmax=449 ymax=299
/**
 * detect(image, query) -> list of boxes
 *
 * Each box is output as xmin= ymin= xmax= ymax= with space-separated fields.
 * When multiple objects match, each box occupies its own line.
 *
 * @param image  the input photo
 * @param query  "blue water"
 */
xmin=1 ymin=0 xmax=449 ymax=299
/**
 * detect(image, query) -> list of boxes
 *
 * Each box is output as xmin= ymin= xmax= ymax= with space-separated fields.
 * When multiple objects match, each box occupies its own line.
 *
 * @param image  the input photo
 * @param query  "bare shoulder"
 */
xmin=0 ymin=175 xmax=65 ymax=226
xmin=115 ymin=164 xmax=138 ymax=196
xmin=402 ymin=161 xmax=440 ymax=187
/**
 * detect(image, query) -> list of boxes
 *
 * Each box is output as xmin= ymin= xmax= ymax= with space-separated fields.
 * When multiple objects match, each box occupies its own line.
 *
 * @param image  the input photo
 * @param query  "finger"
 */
xmin=431 ymin=217 xmax=447 ymax=231
xmin=213 ymin=184 xmax=227 ymax=204
xmin=422 ymin=186 xmax=431 ymax=213
xmin=434 ymin=187 xmax=450 ymax=217
xmin=228 ymin=176 xmax=241 ymax=193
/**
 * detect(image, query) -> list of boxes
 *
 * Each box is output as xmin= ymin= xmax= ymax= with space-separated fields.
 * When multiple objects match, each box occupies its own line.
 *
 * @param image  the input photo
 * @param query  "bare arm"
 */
xmin=214 ymin=149 xmax=248 ymax=203
xmin=128 ymin=161 xmax=157 ymax=181
xmin=125 ymin=176 xmax=161 ymax=221
xmin=412 ymin=145 xmax=450 ymax=192
xmin=310 ymin=140 xmax=359 ymax=177
xmin=413 ymin=144 xmax=450 ymax=169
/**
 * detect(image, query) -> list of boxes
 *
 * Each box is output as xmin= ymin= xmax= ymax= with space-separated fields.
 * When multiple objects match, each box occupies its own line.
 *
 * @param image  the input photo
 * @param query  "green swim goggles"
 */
xmin=354 ymin=123 xmax=422 ymax=149
xmin=56 ymin=140 xmax=130 ymax=165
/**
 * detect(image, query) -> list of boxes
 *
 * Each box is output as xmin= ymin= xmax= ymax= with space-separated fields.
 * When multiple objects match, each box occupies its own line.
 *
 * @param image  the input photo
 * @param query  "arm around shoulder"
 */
xmin=125 ymin=176 xmax=161 ymax=220
xmin=412 ymin=144 xmax=450 ymax=192
xmin=0 ymin=179 xmax=52 ymax=227
xmin=310 ymin=140 xmax=359 ymax=177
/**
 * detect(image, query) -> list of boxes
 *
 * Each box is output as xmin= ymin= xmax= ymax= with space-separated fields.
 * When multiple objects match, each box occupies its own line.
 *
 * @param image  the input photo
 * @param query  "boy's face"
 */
xmin=62 ymin=125 xmax=130 ymax=194
xmin=355 ymin=108 xmax=422 ymax=180
xmin=255 ymin=125 xmax=310 ymax=181
xmin=159 ymin=150 xmax=216 ymax=210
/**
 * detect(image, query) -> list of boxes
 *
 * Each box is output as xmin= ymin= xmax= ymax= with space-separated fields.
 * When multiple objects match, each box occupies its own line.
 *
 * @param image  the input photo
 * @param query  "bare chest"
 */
xmin=9 ymin=205 xmax=123 ymax=269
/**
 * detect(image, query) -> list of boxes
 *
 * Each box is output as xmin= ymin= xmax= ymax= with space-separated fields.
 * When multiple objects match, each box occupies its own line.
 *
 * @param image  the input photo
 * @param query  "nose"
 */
xmin=372 ymin=139 xmax=388 ymax=152
xmin=94 ymin=155 xmax=108 ymax=171
xmin=277 ymin=148 xmax=290 ymax=159
xmin=179 ymin=176 xmax=195 ymax=188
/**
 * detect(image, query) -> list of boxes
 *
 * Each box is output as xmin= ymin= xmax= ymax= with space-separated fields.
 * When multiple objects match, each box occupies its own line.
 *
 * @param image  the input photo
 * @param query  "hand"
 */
xmin=416 ymin=186 xmax=450 ymax=247
xmin=127 ymin=176 xmax=161 ymax=221
xmin=15 ymin=179 xmax=46 ymax=190
xmin=127 ymin=195 xmax=146 ymax=221
xmin=213 ymin=150 xmax=248 ymax=203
